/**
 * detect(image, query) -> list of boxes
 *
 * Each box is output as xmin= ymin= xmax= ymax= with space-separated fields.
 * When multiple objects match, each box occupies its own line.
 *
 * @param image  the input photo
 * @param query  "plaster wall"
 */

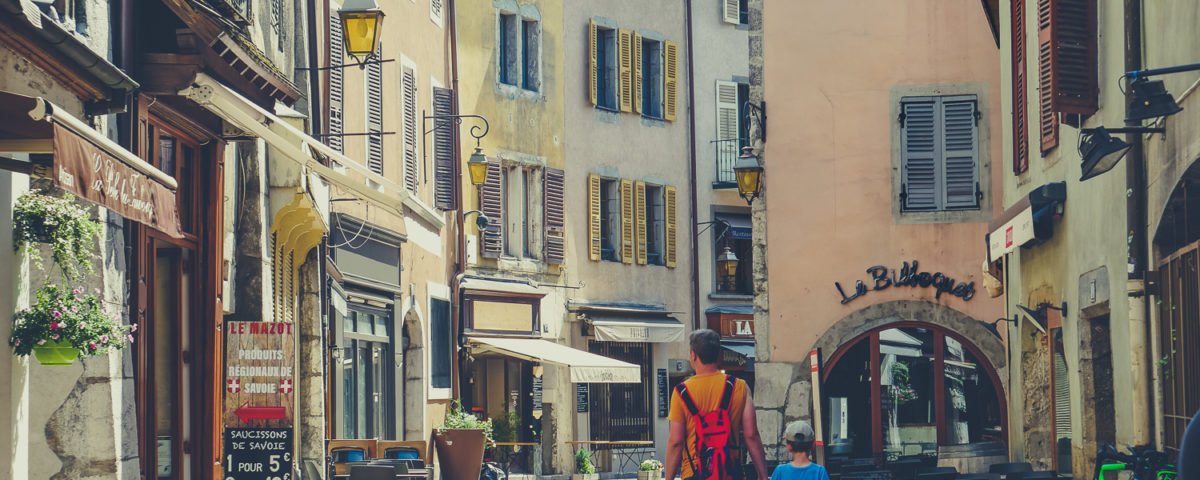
xmin=761 ymin=0 xmax=1004 ymax=364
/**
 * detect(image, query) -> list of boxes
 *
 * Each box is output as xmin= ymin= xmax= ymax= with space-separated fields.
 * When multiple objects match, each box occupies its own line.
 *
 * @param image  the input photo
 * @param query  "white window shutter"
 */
xmin=402 ymin=64 xmax=418 ymax=194
xmin=328 ymin=10 xmax=344 ymax=153
xmin=715 ymin=80 xmax=739 ymax=142
xmin=900 ymin=99 xmax=938 ymax=211
xmin=366 ymin=51 xmax=384 ymax=175
xmin=430 ymin=0 xmax=443 ymax=28
xmin=722 ymin=0 xmax=741 ymax=24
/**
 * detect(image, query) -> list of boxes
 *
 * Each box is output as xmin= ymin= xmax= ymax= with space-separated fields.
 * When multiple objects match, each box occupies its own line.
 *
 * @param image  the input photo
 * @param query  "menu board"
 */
xmin=657 ymin=369 xmax=669 ymax=417
xmin=224 ymin=321 xmax=295 ymax=428
xmin=576 ymin=384 xmax=589 ymax=413
xmin=224 ymin=428 xmax=293 ymax=480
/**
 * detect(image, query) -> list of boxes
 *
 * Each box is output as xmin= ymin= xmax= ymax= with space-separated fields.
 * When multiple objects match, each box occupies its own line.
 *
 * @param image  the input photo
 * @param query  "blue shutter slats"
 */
xmin=942 ymin=99 xmax=978 ymax=209
xmin=901 ymin=96 xmax=979 ymax=212
xmin=901 ymin=100 xmax=938 ymax=211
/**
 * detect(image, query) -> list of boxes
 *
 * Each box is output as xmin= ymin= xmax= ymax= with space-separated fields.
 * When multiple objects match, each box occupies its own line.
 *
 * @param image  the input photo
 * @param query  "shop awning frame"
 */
xmin=468 ymin=336 xmax=641 ymax=383
xmin=179 ymin=73 xmax=444 ymax=229
xmin=589 ymin=316 xmax=685 ymax=343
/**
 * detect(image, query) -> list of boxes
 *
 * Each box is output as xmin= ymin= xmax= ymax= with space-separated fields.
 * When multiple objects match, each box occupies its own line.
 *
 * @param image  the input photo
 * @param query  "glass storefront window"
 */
xmin=880 ymin=328 xmax=936 ymax=458
xmin=340 ymin=303 xmax=396 ymax=440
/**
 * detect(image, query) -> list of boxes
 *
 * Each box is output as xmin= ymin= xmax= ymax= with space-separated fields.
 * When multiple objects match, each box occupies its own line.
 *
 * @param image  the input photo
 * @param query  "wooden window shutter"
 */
xmin=942 ymin=99 xmax=979 ymax=209
xmin=588 ymin=19 xmax=598 ymax=106
xmin=480 ymin=159 xmax=504 ymax=258
xmin=328 ymin=13 xmax=345 ymax=153
xmin=1012 ymin=0 xmax=1029 ymax=174
xmin=1037 ymin=0 xmax=1059 ymax=153
xmin=632 ymin=32 xmax=643 ymax=114
xmin=716 ymin=80 xmax=739 ymax=141
xmin=620 ymin=179 xmax=634 ymax=264
xmin=618 ymin=29 xmax=633 ymax=112
xmin=402 ymin=65 xmax=419 ymax=193
xmin=587 ymin=174 xmax=602 ymax=261
xmin=663 ymin=41 xmax=678 ymax=121
xmin=544 ymin=167 xmax=566 ymax=264
xmin=900 ymin=98 xmax=938 ymax=211
xmin=664 ymin=186 xmax=677 ymax=268
xmin=366 ymin=50 xmax=385 ymax=175
xmin=432 ymin=86 xmax=456 ymax=209
xmin=723 ymin=0 xmax=741 ymax=24
xmin=1044 ymin=0 xmax=1097 ymax=114
xmin=634 ymin=181 xmax=647 ymax=265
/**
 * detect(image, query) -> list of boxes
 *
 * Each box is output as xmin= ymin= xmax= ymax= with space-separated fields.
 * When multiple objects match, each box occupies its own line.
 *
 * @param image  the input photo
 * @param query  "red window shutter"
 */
xmin=1037 ymin=0 xmax=1059 ymax=153
xmin=543 ymin=167 xmax=566 ymax=264
xmin=480 ymin=159 xmax=504 ymax=258
xmin=1048 ymin=0 xmax=1097 ymax=114
xmin=1012 ymin=0 xmax=1029 ymax=174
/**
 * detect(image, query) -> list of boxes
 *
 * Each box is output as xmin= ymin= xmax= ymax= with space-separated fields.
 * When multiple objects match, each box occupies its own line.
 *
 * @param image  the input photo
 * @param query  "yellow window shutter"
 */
xmin=588 ymin=174 xmax=602 ymax=261
xmin=635 ymin=181 xmax=647 ymax=265
xmin=588 ymin=19 xmax=598 ymax=106
xmin=620 ymin=179 xmax=634 ymax=264
xmin=632 ymin=32 xmax=643 ymax=114
xmin=663 ymin=41 xmax=678 ymax=121
xmin=664 ymin=186 xmax=677 ymax=267
xmin=619 ymin=29 xmax=633 ymax=112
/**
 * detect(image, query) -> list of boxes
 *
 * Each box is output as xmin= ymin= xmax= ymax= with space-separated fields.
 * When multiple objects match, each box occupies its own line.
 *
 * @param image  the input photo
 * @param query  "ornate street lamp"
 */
xmin=338 ymin=0 xmax=385 ymax=67
xmin=466 ymin=147 xmax=489 ymax=187
xmin=733 ymin=146 xmax=764 ymax=205
xmin=716 ymin=246 xmax=740 ymax=291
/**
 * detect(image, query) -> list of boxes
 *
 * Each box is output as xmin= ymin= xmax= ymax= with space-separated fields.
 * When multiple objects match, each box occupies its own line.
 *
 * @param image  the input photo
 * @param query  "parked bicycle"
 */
xmin=1093 ymin=445 xmax=1176 ymax=480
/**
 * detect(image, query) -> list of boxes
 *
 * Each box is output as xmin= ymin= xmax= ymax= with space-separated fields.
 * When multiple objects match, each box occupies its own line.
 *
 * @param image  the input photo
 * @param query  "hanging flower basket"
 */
xmin=9 ymin=284 xmax=134 ymax=366
xmin=12 ymin=191 xmax=101 ymax=281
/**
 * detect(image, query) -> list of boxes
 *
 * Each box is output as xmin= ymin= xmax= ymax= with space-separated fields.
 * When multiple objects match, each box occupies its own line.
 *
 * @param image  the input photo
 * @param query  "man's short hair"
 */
xmin=689 ymin=329 xmax=722 ymax=365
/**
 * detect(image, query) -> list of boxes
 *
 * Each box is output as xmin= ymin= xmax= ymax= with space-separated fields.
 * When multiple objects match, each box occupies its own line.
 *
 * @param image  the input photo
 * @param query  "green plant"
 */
xmin=490 ymin=410 xmax=521 ymax=462
xmin=13 ymin=191 xmax=102 ymax=281
xmin=639 ymin=459 xmax=663 ymax=471
xmin=437 ymin=400 xmax=494 ymax=443
xmin=575 ymin=448 xmax=595 ymax=474
xmin=9 ymin=284 xmax=133 ymax=358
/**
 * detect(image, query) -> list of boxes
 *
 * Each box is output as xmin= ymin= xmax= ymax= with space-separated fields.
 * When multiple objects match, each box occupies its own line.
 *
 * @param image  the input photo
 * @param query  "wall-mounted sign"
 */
xmin=224 ymin=321 xmax=295 ymax=428
xmin=834 ymin=260 xmax=975 ymax=304
xmin=224 ymin=428 xmax=293 ymax=480
xmin=576 ymin=384 xmax=589 ymax=413
xmin=657 ymin=369 xmax=669 ymax=417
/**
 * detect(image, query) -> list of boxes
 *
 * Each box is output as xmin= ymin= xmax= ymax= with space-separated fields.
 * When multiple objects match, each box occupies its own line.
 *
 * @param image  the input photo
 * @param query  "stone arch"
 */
xmin=402 ymin=298 xmax=426 ymax=441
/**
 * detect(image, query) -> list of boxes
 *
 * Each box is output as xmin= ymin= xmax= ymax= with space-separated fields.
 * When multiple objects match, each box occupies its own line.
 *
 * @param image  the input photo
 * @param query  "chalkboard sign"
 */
xmin=576 ymin=384 xmax=588 ymax=413
xmin=657 ymin=369 xmax=669 ymax=417
xmin=531 ymin=375 xmax=543 ymax=411
xmin=224 ymin=428 xmax=293 ymax=480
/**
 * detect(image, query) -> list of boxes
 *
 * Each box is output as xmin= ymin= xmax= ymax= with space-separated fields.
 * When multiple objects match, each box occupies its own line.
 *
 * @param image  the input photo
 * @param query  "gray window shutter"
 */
xmin=942 ymin=98 xmax=979 ymax=209
xmin=402 ymin=65 xmax=418 ymax=193
xmin=328 ymin=14 xmax=344 ymax=153
xmin=901 ymin=99 xmax=938 ymax=211
xmin=543 ymin=167 xmax=565 ymax=264
xmin=432 ymin=87 xmax=456 ymax=210
xmin=366 ymin=46 xmax=384 ymax=175
xmin=480 ymin=159 xmax=504 ymax=258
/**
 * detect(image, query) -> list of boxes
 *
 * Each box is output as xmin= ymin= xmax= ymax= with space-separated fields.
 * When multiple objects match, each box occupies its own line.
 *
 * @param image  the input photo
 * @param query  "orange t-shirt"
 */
xmin=668 ymin=372 xmax=748 ymax=479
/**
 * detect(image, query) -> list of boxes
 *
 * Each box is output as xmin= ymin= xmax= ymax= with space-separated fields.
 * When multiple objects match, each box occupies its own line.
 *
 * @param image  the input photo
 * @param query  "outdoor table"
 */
xmin=565 ymin=440 xmax=656 ymax=473
xmin=332 ymin=467 xmax=429 ymax=479
xmin=492 ymin=441 xmax=539 ymax=478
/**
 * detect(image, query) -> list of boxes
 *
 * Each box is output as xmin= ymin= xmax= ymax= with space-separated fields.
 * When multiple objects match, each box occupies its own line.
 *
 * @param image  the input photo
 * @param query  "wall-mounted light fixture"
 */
xmin=1078 ymin=126 xmax=1164 ymax=181
xmin=733 ymin=147 xmax=763 ymax=205
xmin=339 ymin=0 xmax=385 ymax=67
xmin=422 ymin=113 xmax=491 ymax=188
xmin=715 ymin=246 xmax=740 ymax=291
xmin=1015 ymin=302 xmax=1067 ymax=334
xmin=1122 ymin=62 xmax=1200 ymax=122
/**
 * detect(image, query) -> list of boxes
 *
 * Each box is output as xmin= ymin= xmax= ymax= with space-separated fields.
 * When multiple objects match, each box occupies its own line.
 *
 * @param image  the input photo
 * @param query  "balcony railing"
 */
xmin=712 ymin=137 xmax=745 ymax=187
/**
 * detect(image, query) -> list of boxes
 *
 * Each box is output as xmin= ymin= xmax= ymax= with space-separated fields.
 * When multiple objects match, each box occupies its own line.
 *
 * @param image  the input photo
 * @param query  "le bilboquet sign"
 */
xmin=835 ymin=260 xmax=975 ymax=304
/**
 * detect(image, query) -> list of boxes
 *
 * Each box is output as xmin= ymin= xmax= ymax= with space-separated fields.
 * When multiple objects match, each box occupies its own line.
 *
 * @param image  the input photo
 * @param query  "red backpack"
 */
xmin=675 ymin=375 xmax=742 ymax=480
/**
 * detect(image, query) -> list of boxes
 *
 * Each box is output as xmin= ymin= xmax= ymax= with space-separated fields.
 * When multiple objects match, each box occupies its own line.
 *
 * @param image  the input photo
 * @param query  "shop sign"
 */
xmin=657 ymin=369 xmax=669 ymax=418
xmin=835 ymin=260 xmax=975 ymax=304
xmin=224 ymin=428 xmax=293 ymax=480
xmin=224 ymin=321 xmax=295 ymax=429
xmin=720 ymin=317 xmax=754 ymax=339
xmin=576 ymin=384 xmax=589 ymax=413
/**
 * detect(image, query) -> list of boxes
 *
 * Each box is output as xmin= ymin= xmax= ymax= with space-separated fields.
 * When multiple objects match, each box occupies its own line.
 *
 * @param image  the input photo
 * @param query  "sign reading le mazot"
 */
xmin=224 ymin=321 xmax=295 ymax=429
xmin=52 ymin=123 xmax=181 ymax=237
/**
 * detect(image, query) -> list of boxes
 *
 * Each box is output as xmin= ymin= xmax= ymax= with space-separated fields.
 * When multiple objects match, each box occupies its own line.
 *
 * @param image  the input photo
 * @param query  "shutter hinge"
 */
xmin=898 ymin=112 xmax=907 ymax=128
xmin=900 ymin=183 xmax=908 ymax=203
xmin=976 ymin=182 xmax=983 ymax=203
xmin=974 ymin=110 xmax=982 ymax=127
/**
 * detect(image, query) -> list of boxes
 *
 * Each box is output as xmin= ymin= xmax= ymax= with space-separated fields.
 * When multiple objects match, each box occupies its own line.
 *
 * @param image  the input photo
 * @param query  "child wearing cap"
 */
xmin=771 ymin=421 xmax=830 ymax=480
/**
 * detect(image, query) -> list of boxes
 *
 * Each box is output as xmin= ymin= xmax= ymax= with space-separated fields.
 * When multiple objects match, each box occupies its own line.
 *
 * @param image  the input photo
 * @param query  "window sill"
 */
xmin=595 ymin=105 xmax=620 ymax=113
xmin=709 ymin=292 xmax=753 ymax=300
xmin=712 ymin=181 xmax=736 ymax=190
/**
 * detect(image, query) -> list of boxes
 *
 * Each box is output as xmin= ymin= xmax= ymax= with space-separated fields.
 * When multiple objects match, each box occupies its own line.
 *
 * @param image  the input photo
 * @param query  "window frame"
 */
xmin=338 ymin=303 xmax=397 ymax=440
xmin=640 ymin=37 xmax=664 ymax=119
xmin=890 ymin=84 xmax=992 ymax=225
xmin=599 ymin=178 xmax=620 ymax=261
xmin=521 ymin=18 xmax=540 ymax=92
xmin=644 ymin=184 xmax=664 ymax=265
xmin=499 ymin=13 xmax=518 ymax=86
xmin=427 ymin=283 xmax=453 ymax=399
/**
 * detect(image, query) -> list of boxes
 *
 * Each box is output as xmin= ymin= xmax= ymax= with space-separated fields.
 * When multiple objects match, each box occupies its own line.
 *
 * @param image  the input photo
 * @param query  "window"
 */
xmin=645 ymin=185 xmax=663 ymax=265
xmin=592 ymin=24 xmax=618 ymax=110
xmin=430 ymin=297 xmax=452 ymax=391
xmin=713 ymin=215 xmax=751 ymax=294
xmin=899 ymin=95 xmax=979 ymax=212
xmin=640 ymin=38 xmax=663 ymax=118
xmin=340 ymin=305 xmax=396 ymax=440
xmin=503 ymin=167 xmax=540 ymax=259
xmin=499 ymin=14 xmax=518 ymax=86
xmin=599 ymin=178 xmax=619 ymax=261
xmin=590 ymin=177 xmax=675 ymax=266
xmin=588 ymin=341 xmax=653 ymax=443
xmin=715 ymin=81 xmax=749 ymax=186
xmin=722 ymin=0 xmax=748 ymax=25
xmin=522 ymin=19 xmax=539 ymax=91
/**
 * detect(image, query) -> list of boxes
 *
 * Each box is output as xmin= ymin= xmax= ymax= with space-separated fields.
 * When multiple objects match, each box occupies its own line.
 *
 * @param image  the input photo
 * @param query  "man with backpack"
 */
xmin=664 ymin=329 xmax=770 ymax=480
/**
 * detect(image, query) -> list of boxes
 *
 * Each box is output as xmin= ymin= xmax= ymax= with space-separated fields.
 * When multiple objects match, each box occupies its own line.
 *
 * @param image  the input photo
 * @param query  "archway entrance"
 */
xmin=821 ymin=322 xmax=1006 ymax=463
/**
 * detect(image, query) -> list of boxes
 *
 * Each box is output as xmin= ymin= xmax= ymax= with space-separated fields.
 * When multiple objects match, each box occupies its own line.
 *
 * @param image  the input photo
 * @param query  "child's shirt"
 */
xmin=770 ymin=462 xmax=831 ymax=480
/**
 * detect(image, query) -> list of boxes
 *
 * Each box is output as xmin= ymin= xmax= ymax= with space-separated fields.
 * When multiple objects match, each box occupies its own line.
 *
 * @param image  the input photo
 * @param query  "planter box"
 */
xmin=32 ymin=340 xmax=79 ymax=366
xmin=571 ymin=475 xmax=599 ymax=480
xmin=638 ymin=470 xmax=663 ymax=480
xmin=433 ymin=428 xmax=486 ymax=480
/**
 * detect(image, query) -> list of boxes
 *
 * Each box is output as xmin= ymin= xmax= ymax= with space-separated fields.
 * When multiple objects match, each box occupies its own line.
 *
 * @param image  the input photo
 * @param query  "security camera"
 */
xmin=475 ymin=214 xmax=490 ymax=230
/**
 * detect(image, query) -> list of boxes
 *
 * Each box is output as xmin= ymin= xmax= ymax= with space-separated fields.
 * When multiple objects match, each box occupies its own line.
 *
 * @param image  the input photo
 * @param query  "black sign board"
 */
xmin=531 ymin=374 xmax=543 ymax=411
xmin=576 ymin=384 xmax=588 ymax=413
xmin=224 ymin=428 xmax=293 ymax=480
xmin=657 ymin=369 xmax=669 ymax=417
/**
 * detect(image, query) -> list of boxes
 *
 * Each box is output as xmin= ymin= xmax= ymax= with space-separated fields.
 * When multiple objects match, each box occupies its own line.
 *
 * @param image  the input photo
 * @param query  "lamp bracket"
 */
xmin=1081 ymin=126 xmax=1165 ymax=135
xmin=743 ymin=101 xmax=766 ymax=142
xmin=695 ymin=219 xmax=733 ymax=240
xmin=1126 ymin=62 xmax=1200 ymax=81
xmin=423 ymin=113 xmax=490 ymax=146
xmin=296 ymin=58 xmax=394 ymax=71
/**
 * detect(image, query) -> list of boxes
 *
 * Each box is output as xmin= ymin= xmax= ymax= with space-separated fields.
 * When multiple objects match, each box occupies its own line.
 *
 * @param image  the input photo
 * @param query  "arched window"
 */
xmin=822 ymin=323 xmax=1005 ymax=462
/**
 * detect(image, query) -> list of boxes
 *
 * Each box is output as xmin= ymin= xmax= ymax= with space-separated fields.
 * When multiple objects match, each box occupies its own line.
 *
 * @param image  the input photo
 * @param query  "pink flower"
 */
xmin=37 ymin=339 xmax=45 ymax=345
xmin=70 ymin=305 xmax=78 ymax=313
xmin=78 ymin=322 xmax=86 ymax=329
xmin=51 ymin=311 xmax=62 ymax=318
xmin=49 ymin=321 xmax=59 ymax=331
xmin=100 ymin=335 xmax=109 ymax=344
xmin=129 ymin=324 xmax=138 ymax=332
xmin=89 ymin=343 xmax=97 ymax=350
xmin=93 ymin=288 xmax=100 ymax=295
xmin=22 ymin=307 xmax=30 ymax=313
xmin=13 ymin=339 xmax=19 ymax=346
xmin=72 ymin=287 xmax=84 ymax=295
xmin=126 ymin=335 xmax=134 ymax=343
xmin=50 ymin=334 xmax=58 ymax=340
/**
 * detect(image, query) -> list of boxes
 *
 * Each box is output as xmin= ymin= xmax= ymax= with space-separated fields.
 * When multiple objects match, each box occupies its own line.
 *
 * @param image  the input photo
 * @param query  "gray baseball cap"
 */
xmin=783 ymin=420 xmax=815 ymax=444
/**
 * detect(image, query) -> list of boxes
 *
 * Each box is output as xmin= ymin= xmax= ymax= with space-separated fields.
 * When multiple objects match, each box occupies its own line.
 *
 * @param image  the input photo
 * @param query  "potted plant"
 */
xmin=433 ymin=400 xmax=492 ymax=480
xmin=9 ymin=284 xmax=133 ymax=366
xmin=13 ymin=191 xmax=102 ymax=281
xmin=638 ymin=459 xmax=663 ymax=480
xmin=572 ymin=448 xmax=598 ymax=480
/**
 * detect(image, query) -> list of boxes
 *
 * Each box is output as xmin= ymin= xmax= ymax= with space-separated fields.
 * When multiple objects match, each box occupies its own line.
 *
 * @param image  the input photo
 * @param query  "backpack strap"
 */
xmin=718 ymin=374 xmax=736 ymax=411
xmin=674 ymin=382 xmax=701 ymax=416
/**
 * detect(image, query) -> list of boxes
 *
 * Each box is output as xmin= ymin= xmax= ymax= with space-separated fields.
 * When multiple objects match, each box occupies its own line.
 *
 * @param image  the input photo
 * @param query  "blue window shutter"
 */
xmin=901 ymin=99 xmax=938 ymax=211
xmin=942 ymin=98 xmax=979 ymax=209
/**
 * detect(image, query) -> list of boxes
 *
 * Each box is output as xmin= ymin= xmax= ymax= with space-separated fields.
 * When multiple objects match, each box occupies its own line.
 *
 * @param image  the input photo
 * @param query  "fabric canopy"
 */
xmin=590 ymin=317 xmax=685 ymax=343
xmin=468 ymin=336 xmax=640 ymax=383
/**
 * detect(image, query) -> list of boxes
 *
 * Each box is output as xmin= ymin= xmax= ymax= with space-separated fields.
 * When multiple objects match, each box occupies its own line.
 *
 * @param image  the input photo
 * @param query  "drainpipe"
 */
xmin=306 ymin=0 xmax=322 ymax=137
xmin=684 ymin=0 xmax=701 ymax=330
xmin=448 ymin=0 xmax=464 ymax=401
xmin=1123 ymin=0 xmax=1153 ymax=447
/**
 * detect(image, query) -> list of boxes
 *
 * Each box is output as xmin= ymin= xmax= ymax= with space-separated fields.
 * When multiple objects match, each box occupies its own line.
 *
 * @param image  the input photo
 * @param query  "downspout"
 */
xmin=306 ymin=0 xmax=322 ymax=138
xmin=448 ymin=0 xmax=464 ymax=401
xmin=684 ymin=0 xmax=701 ymax=330
xmin=1123 ymin=0 xmax=1153 ymax=446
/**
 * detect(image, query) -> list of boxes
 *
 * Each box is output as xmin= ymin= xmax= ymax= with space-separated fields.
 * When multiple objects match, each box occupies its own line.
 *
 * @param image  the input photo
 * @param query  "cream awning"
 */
xmin=468 ymin=336 xmax=641 ymax=383
xmin=178 ymin=73 xmax=444 ymax=228
xmin=591 ymin=317 xmax=685 ymax=343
